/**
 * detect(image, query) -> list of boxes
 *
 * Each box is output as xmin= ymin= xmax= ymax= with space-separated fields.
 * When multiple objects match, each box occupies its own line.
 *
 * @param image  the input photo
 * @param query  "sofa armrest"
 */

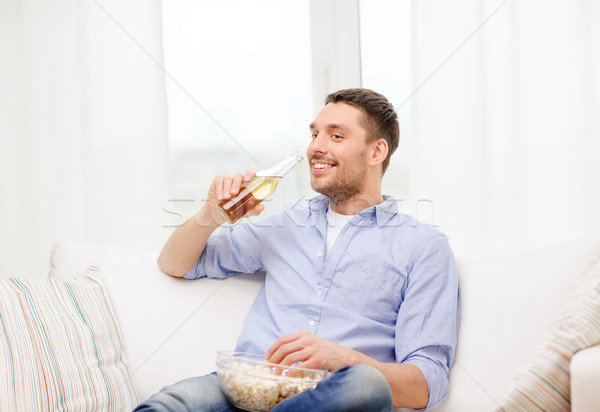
xmin=571 ymin=345 xmax=600 ymax=412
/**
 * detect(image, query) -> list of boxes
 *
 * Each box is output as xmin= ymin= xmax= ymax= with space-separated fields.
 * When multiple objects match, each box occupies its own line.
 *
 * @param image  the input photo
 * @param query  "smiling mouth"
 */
xmin=312 ymin=162 xmax=335 ymax=174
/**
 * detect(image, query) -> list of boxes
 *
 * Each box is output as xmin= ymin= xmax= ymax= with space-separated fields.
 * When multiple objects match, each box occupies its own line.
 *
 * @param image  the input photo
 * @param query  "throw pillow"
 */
xmin=497 ymin=259 xmax=600 ymax=411
xmin=0 ymin=266 xmax=139 ymax=411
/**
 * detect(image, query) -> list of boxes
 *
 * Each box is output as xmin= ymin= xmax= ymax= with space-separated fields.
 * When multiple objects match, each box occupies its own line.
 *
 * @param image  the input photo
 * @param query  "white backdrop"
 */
xmin=1 ymin=0 xmax=599 ymax=278
xmin=0 ymin=0 xmax=169 ymax=278
xmin=410 ymin=0 xmax=600 ymax=257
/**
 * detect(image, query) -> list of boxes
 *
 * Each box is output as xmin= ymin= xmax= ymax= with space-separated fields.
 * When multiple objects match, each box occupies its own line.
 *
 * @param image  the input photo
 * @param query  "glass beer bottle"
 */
xmin=216 ymin=152 xmax=304 ymax=224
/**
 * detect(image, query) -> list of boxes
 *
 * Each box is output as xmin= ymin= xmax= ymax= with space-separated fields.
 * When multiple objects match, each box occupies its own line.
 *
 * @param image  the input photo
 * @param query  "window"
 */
xmin=161 ymin=0 xmax=312 ymax=222
xmin=161 ymin=0 xmax=413 ymax=223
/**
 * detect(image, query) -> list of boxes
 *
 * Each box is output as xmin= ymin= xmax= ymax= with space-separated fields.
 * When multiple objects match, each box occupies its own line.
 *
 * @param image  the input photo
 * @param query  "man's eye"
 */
xmin=332 ymin=134 xmax=342 ymax=139
xmin=310 ymin=133 xmax=317 ymax=140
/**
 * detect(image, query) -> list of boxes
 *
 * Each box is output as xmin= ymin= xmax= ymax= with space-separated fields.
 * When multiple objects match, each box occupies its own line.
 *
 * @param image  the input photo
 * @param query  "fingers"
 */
xmin=244 ymin=168 xmax=255 ymax=182
xmin=212 ymin=176 xmax=223 ymax=201
xmin=265 ymin=331 xmax=310 ymax=365
xmin=227 ymin=173 xmax=245 ymax=199
xmin=212 ymin=172 xmax=247 ymax=201
xmin=268 ymin=341 xmax=323 ymax=373
xmin=249 ymin=203 xmax=265 ymax=216
xmin=265 ymin=331 xmax=346 ymax=373
xmin=265 ymin=332 xmax=298 ymax=361
xmin=208 ymin=169 xmax=264 ymax=220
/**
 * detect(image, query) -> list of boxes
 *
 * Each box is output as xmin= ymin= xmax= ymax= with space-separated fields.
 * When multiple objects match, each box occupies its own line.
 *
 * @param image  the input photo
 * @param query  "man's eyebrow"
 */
xmin=309 ymin=122 xmax=347 ymax=131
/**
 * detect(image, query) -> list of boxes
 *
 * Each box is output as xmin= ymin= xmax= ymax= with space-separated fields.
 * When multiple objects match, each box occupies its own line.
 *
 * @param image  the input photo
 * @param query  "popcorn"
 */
xmin=219 ymin=361 xmax=323 ymax=411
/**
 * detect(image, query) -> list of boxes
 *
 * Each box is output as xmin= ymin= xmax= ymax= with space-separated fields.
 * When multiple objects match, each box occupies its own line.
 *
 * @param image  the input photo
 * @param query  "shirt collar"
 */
xmin=307 ymin=194 xmax=400 ymax=226
xmin=307 ymin=194 xmax=330 ymax=215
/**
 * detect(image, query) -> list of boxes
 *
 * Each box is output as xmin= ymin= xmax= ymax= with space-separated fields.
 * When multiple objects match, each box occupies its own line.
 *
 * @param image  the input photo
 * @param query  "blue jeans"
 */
xmin=133 ymin=364 xmax=393 ymax=412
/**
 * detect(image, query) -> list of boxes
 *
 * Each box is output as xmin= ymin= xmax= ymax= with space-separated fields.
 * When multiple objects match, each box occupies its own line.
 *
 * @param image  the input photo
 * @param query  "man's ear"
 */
xmin=369 ymin=138 xmax=388 ymax=168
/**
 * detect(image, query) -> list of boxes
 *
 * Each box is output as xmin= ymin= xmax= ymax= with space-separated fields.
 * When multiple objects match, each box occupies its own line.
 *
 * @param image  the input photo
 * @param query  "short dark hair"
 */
xmin=325 ymin=88 xmax=399 ymax=175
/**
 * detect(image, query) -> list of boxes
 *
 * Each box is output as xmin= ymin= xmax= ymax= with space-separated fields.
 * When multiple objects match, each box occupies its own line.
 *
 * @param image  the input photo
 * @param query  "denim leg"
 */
xmin=133 ymin=373 xmax=240 ymax=412
xmin=272 ymin=364 xmax=393 ymax=412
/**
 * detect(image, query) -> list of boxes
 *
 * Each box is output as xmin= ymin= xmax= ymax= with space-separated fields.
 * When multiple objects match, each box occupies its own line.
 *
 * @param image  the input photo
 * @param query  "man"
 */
xmin=137 ymin=88 xmax=459 ymax=411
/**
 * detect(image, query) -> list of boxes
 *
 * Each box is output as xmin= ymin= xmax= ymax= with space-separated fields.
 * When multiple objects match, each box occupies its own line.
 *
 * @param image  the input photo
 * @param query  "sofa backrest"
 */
xmin=435 ymin=239 xmax=600 ymax=411
xmin=50 ymin=239 xmax=600 ymax=410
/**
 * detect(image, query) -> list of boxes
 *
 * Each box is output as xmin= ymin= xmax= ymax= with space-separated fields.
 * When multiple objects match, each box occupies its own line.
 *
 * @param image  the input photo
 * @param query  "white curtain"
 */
xmin=410 ymin=0 xmax=600 ymax=257
xmin=0 ymin=0 xmax=169 ymax=278
xmin=3 ymin=0 xmax=598 ymax=278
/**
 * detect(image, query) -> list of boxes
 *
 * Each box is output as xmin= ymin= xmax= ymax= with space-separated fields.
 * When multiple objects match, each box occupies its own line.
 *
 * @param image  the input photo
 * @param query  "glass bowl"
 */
xmin=216 ymin=351 xmax=327 ymax=411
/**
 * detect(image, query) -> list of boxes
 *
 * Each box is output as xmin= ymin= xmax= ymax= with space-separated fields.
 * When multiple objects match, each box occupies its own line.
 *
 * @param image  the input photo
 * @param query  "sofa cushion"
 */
xmin=497 ymin=259 xmax=600 ymax=411
xmin=0 ymin=266 xmax=138 ymax=411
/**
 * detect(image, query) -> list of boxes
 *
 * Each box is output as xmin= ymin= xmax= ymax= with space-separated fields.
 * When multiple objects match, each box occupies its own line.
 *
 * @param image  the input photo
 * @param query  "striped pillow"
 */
xmin=0 ymin=266 xmax=139 ymax=411
xmin=498 ymin=260 xmax=600 ymax=411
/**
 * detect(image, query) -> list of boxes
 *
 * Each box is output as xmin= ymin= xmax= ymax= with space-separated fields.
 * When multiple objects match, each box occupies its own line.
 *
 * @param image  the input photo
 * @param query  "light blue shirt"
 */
xmin=185 ymin=195 xmax=460 ymax=410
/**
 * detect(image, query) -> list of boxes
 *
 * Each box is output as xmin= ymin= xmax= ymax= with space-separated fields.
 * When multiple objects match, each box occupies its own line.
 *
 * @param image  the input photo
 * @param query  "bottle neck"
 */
xmin=255 ymin=152 xmax=303 ymax=177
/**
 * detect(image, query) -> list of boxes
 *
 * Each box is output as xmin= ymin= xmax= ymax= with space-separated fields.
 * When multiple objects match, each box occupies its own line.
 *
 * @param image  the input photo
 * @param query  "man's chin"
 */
xmin=310 ymin=181 xmax=331 ymax=197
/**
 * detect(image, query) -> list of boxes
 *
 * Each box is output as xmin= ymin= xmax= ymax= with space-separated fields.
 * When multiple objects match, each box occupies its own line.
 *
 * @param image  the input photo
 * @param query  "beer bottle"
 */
xmin=216 ymin=152 xmax=304 ymax=224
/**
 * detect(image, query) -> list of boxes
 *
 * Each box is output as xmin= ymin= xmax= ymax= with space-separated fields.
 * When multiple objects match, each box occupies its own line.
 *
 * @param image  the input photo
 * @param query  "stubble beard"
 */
xmin=310 ymin=160 xmax=367 ymax=202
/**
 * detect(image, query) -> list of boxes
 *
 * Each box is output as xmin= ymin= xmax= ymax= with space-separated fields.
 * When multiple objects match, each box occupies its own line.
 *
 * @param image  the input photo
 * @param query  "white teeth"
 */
xmin=314 ymin=163 xmax=333 ymax=169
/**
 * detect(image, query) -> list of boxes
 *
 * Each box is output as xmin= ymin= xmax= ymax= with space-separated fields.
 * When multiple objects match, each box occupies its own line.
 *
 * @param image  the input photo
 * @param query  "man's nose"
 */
xmin=308 ymin=133 xmax=327 ymax=154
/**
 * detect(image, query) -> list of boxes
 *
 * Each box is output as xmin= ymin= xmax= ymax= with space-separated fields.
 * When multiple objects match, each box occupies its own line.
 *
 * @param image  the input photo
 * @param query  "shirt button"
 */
xmin=309 ymin=320 xmax=315 ymax=327
xmin=316 ymin=251 xmax=323 ymax=257
xmin=316 ymin=290 xmax=323 ymax=297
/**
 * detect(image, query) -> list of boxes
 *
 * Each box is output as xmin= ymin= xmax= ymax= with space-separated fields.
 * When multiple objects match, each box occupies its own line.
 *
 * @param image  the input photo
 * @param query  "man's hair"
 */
xmin=325 ymin=88 xmax=399 ymax=175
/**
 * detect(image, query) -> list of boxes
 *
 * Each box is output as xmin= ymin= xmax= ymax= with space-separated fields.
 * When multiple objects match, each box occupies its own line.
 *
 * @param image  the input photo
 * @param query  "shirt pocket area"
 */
xmin=333 ymin=260 xmax=406 ymax=325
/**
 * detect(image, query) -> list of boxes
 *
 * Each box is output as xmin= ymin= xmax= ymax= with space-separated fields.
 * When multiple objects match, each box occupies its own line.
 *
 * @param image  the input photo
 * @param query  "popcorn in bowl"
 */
xmin=216 ymin=351 xmax=328 ymax=411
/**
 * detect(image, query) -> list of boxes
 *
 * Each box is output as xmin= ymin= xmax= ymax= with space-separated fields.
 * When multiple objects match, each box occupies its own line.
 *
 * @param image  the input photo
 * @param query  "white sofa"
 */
xmin=47 ymin=239 xmax=600 ymax=411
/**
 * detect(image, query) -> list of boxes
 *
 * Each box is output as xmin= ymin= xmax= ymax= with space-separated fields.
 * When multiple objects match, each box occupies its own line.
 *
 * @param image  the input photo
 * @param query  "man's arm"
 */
xmin=265 ymin=331 xmax=429 ymax=409
xmin=157 ymin=169 xmax=263 ymax=277
xmin=265 ymin=234 xmax=459 ymax=409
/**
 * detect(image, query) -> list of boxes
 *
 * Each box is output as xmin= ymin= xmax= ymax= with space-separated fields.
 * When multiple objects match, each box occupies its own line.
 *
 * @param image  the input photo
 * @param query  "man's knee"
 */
xmin=134 ymin=383 xmax=191 ymax=412
xmin=342 ymin=364 xmax=391 ymax=398
xmin=134 ymin=374 xmax=227 ymax=412
xmin=315 ymin=364 xmax=392 ymax=412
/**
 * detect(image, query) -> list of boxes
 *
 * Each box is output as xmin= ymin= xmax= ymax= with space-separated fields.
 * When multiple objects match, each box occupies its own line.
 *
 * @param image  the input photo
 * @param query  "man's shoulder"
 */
xmin=388 ymin=212 xmax=447 ymax=240
xmin=379 ymin=213 xmax=452 ymax=264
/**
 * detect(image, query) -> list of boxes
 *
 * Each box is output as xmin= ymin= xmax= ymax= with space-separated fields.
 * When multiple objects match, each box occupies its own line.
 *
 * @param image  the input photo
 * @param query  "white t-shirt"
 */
xmin=326 ymin=207 xmax=355 ymax=255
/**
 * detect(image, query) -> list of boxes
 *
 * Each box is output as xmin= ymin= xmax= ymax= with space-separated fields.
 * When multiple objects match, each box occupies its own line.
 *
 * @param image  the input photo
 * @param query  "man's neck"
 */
xmin=328 ymin=192 xmax=384 ymax=215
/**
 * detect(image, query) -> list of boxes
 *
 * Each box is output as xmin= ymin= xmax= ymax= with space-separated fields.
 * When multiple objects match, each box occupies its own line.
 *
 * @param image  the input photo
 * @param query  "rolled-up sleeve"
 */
xmin=395 ymin=233 xmax=460 ymax=410
xmin=184 ymin=222 xmax=265 ymax=280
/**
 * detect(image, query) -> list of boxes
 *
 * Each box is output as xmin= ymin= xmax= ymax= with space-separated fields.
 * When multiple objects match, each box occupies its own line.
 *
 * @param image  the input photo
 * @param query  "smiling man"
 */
xmin=137 ymin=88 xmax=460 ymax=411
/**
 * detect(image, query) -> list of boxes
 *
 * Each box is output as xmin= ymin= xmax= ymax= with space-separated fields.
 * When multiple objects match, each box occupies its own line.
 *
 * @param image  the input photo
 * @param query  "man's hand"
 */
xmin=201 ymin=168 xmax=265 ymax=226
xmin=207 ymin=169 xmax=253 ymax=205
xmin=157 ymin=168 xmax=264 ymax=278
xmin=265 ymin=330 xmax=359 ymax=372
xmin=265 ymin=330 xmax=430 ymax=408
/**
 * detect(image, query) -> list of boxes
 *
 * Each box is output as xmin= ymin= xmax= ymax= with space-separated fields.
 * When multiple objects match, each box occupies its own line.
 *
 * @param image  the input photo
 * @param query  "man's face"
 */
xmin=307 ymin=102 xmax=370 ymax=200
